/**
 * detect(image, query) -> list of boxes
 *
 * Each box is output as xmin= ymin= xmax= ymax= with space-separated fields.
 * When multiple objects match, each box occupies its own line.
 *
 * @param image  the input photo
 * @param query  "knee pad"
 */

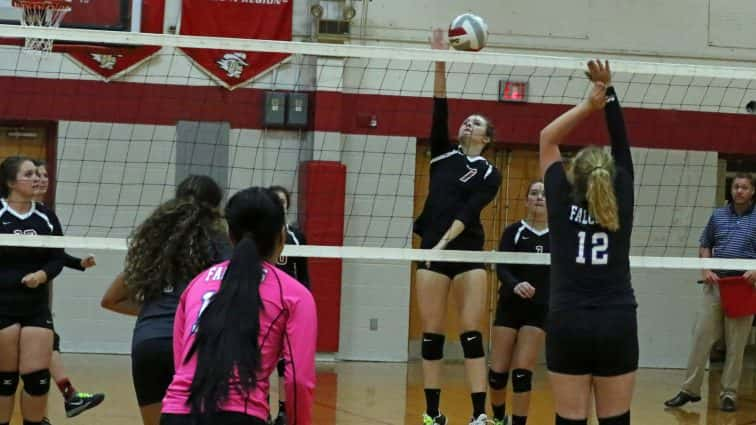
xmin=511 ymin=368 xmax=533 ymax=393
xmin=598 ymin=411 xmax=630 ymax=425
xmin=0 ymin=371 xmax=19 ymax=396
xmin=459 ymin=331 xmax=484 ymax=359
xmin=556 ymin=415 xmax=588 ymax=425
xmin=488 ymin=369 xmax=508 ymax=390
xmin=277 ymin=358 xmax=286 ymax=377
xmin=21 ymin=369 xmax=50 ymax=396
xmin=422 ymin=333 xmax=445 ymax=361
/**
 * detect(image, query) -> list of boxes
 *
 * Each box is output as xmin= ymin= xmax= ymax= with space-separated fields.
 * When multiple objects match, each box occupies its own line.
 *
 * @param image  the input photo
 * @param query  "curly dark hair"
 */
xmin=124 ymin=176 xmax=225 ymax=303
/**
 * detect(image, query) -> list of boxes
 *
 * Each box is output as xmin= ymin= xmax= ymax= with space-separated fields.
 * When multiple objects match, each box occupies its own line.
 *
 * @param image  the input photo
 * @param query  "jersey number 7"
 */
xmin=576 ymin=231 xmax=609 ymax=265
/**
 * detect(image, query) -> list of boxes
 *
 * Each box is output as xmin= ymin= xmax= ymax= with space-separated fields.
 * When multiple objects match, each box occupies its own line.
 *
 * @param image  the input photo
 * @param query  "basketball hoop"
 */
xmin=12 ymin=0 xmax=72 ymax=54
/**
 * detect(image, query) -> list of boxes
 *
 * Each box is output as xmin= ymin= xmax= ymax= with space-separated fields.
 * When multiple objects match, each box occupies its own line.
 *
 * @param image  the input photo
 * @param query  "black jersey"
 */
xmin=276 ymin=224 xmax=310 ymax=289
xmin=497 ymin=220 xmax=550 ymax=305
xmin=0 ymin=199 xmax=64 ymax=316
xmin=544 ymin=86 xmax=635 ymax=312
xmin=133 ymin=231 xmax=232 ymax=345
xmin=63 ymin=252 xmax=85 ymax=271
xmin=413 ymin=97 xmax=502 ymax=250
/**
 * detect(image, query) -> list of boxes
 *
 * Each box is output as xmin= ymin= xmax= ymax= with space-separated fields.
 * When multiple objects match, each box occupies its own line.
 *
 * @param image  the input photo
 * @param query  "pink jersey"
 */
xmin=162 ymin=260 xmax=317 ymax=425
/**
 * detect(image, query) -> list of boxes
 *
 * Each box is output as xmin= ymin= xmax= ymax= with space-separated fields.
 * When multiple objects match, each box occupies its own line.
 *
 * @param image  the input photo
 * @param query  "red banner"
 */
xmin=179 ymin=0 xmax=292 ymax=90
xmin=65 ymin=0 xmax=165 ymax=81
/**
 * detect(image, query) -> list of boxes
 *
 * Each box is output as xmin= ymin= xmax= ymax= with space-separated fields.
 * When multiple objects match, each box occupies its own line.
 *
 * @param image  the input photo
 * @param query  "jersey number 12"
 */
xmin=576 ymin=231 xmax=608 ymax=265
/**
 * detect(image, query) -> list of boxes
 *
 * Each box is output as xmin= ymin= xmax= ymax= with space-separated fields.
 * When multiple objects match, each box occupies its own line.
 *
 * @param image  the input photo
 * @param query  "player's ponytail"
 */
xmin=187 ymin=187 xmax=285 ymax=418
xmin=571 ymin=146 xmax=619 ymax=231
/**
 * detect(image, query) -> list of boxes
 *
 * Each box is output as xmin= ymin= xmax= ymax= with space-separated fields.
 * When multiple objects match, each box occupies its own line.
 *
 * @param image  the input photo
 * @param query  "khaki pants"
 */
xmin=681 ymin=286 xmax=754 ymax=399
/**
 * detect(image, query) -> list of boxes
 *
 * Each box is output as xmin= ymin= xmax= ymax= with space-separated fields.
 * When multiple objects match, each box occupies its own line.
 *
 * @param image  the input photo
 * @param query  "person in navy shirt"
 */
xmin=665 ymin=173 xmax=756 ymax=412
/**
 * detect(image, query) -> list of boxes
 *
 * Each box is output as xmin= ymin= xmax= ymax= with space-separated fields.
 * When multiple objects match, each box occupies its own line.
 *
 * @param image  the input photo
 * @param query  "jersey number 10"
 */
xmin=576 ymin=231 xmax=609 ymax=265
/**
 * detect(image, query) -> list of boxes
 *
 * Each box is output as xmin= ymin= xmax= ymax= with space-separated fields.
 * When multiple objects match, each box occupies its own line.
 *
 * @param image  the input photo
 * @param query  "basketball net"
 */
xmin=12 ymin=0 xmax=72 ymax=54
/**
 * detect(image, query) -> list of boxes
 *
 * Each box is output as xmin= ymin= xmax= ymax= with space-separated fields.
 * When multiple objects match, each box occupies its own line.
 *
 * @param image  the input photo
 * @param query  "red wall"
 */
xmin=2 ymin=76 xmax=755 ymax=153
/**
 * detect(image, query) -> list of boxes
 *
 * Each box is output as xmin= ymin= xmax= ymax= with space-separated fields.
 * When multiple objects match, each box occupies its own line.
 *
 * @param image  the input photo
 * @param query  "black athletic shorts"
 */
xmin=494 ymin=299 xmax=548 ymax=330
xmin=0 ymin=308 xmax=54 ymax=330
xmin=132 ymin=337 xmax=174 ymax=406
xmin=416 ymin=261 xmax=485 ymax=280
xmin=546 ymin=306 xmax=638 ymax=377
xmin=161 ymin=412 xmax=267 ymax=425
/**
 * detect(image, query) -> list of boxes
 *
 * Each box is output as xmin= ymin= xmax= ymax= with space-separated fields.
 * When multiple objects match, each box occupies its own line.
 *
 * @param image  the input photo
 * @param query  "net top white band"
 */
xmin=1 ymin=25 xmax=755 ymax=80
xmin=3 ymin=234 xmax=756 ymax=270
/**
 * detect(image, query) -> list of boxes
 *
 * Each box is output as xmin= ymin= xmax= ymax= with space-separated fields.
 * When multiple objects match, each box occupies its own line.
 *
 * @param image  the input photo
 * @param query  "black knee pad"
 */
xmin=598 ymin=411 xmax=630 ymax=425
xmin=422 ymin=333 xmax=445 ymax=361
xmin=488 ymin=369 xmax=508 ymax=390
xmin=556 ymin=415 xmax=588 ymax=425
xmin=511 ymin=368 xmax=533 ymax=393
xmin=21 ymin=369 xmax=50 ymax=396
xmin=459 ymin=331 xmax=484 ymax=359
xmin=277 ymin=358 xmax=286 ymax=377
xmin=0 ymin=371 xmax=19 ymax=396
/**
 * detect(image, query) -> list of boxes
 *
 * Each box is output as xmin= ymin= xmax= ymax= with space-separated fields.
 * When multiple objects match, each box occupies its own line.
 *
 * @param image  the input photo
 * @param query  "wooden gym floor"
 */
xmin=11 ymin=353 xmax=756 ymax=425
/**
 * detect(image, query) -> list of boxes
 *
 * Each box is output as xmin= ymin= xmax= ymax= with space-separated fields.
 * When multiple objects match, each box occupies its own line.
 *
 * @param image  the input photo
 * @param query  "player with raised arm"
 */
xmin=540 ymin=60 xmax=637 ymax=425
xmin=413 ymin=28 xmax=502 ymax=425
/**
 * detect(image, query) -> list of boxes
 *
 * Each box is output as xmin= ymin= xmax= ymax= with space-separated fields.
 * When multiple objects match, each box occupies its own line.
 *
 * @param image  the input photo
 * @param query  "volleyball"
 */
xmin=448 ymin=13 xmax=488 ymax=51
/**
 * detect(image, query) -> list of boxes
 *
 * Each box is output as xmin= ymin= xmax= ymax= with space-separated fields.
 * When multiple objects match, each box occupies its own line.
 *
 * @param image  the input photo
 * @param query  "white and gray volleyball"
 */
xmin=448 ymin=13 xmax=488 ymax=51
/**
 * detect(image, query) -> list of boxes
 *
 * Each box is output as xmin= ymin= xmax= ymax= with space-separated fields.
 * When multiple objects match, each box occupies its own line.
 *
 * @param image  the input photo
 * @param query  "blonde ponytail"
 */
xmin=572 ymin=146 xmax=619 ymax=231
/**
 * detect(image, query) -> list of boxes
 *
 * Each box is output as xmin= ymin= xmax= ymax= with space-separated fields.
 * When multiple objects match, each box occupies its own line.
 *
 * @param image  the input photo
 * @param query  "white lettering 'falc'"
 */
xmin=569 ymin=205 xmax=596 ymax=225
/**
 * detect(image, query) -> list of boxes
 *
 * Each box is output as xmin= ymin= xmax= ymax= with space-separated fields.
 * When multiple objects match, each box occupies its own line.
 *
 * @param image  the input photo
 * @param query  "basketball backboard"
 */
xmin=0 ymin=0 xmax=139 ymax=31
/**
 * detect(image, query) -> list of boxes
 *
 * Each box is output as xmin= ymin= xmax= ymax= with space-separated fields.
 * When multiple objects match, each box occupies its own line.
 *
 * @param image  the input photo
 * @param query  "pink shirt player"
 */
xmin=162 ymin=260 xmax=317 ymax=424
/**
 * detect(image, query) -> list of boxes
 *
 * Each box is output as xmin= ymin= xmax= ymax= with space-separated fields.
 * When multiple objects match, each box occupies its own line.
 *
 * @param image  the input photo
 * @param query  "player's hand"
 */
xmin=584 ymin=81 xmax=607 ymax=111
xmin=430 ymin=28 xmax=449 ymax=50
xmin=425 ymin=238 xmax=449 ymax=268
xmin=585 ymin=59 xmax=611 ymax=85
xmin=21 ymin=270 xmax=47 ymax=288
xmin=743 ymin=270 xmax=756 ymax=285
xmin=701 ymin=269 xmax=718 ymax=284
xmin=514 ymin=281 xmax=535 ymax=299
xmin=81 ymin=255 xmax=96 ymax=269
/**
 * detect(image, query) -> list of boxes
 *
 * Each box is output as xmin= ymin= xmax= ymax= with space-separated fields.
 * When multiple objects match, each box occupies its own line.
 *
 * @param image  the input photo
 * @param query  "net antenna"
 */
xmin=12 ymin=0 xmax=71 ymax=54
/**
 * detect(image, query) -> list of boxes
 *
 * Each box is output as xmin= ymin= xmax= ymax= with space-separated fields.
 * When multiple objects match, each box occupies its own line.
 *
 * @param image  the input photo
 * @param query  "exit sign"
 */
xmin=499 ymin=81 xmax=528 ymax=102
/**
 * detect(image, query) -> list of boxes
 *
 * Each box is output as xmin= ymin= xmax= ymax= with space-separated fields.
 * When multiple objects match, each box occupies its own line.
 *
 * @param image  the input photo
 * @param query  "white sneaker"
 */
xmin=469 ymin=413 xmax=491 ymax=425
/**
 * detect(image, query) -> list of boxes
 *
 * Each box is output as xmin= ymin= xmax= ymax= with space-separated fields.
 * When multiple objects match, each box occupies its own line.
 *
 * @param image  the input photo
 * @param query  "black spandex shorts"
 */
xmin=494 ymin=299 xmax=548 ymax=330
xmin=161 ymin=412 xmax=267 ymax=425
xmin=546 ymin=306 xmax=638 ymax=377
xmin=416 ymin=261 xmax=485 ymax=279
xmin=0 ymin=308 xmax=54 ymax=331
xmin=132 ymin=337 xmax=174 ymax=406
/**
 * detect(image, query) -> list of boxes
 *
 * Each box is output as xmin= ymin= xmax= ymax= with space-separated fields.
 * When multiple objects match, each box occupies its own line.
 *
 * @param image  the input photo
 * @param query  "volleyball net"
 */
xmin=0 ymin=25 xmax=754 ymax=272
